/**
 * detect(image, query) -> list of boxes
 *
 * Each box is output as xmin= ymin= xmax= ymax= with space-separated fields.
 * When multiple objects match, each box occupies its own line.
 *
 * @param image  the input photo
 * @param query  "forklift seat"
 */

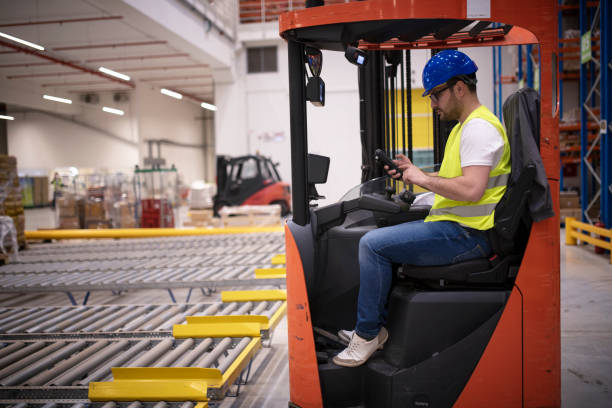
xmin=398 ymin=89 xmax=542 ymax=287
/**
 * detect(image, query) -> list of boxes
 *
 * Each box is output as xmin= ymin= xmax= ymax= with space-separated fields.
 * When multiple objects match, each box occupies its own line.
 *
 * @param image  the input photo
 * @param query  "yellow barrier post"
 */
xmin=565 ymin=217 xmax=612 ymax=263
xmin=565 ymin=217 xmax=577 ymax=245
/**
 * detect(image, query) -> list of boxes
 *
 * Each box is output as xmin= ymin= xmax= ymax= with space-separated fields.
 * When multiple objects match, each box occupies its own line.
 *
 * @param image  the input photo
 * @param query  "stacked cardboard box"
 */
xmin=559 ymin=190 xmax=582 ymax=224
xmin=113 ymin=201 xmax=137 ymax=228
xmin=57 ymin=194 xmax=80 ymax=229
xmin=0 ymin=155 xmax=25 ymax=250
xmin=85 ymin=186 xmax=111 ymax=229
xmin=33 ymin=177 xmax=49 ymax=207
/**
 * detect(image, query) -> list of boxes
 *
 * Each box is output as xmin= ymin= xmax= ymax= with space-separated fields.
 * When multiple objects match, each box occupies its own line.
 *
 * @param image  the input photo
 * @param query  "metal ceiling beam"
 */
xmin=119 ymin=64 xmax=208 ymax=72
xmin=85 ymin=53 xmax=189 ymax=63
xmin=42 ymin=80 xmax=131 ymax=88
xmin=0 ymin=62 xmax=56 ymax=68
xmin=0 ymin=39 xmax=135 ymax=88
xmin=7 ymin=71 xmax=85 ymax=79
xmin=52 ymin=40 xmax=167 ymax=51
xmin=0 ymin=16 xmax=122 ymax=27
xmin=167 ymin=83 xmax=213 ymax=89
xmin=140 ymin=74 xmax=211 ymax=82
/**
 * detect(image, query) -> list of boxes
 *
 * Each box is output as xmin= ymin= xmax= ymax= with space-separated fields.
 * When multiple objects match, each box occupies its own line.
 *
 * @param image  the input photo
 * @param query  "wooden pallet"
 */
xmin=219 ymin=205 xmax=282 ymax=227
xmin=183 ymin=209 xmax=220 ymax=228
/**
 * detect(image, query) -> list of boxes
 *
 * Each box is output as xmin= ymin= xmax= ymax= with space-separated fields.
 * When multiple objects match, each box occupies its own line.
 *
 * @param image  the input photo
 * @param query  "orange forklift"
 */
xmin=280 ymin=1 xmax=560 ymax=407
xmin=213 ymin=154 xmax=292 ymax=216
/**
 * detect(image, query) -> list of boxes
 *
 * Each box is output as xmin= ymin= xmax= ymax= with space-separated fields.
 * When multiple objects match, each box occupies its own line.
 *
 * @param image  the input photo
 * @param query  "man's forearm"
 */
xmin=417 ymin=174 xmax=482 ymax=202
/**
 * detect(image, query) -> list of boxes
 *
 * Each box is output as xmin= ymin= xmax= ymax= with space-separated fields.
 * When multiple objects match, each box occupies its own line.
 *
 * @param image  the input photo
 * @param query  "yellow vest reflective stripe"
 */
xmin=424 ymin=105 xmax=511 ymax=230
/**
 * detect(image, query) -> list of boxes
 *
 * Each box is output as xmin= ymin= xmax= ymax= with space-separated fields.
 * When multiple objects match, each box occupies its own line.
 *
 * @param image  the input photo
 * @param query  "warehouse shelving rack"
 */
xmin=578 ymin=0 xmax=611 ymax=227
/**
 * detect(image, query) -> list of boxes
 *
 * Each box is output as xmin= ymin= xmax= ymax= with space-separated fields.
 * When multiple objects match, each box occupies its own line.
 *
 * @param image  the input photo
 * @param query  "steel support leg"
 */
xmin=65 ymin=292 xmax=77 ymax=306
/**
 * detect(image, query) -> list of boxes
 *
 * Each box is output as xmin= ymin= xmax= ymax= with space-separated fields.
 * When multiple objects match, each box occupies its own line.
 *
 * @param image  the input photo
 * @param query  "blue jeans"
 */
xmin=355 ymin=220 xmax=491 ymax=339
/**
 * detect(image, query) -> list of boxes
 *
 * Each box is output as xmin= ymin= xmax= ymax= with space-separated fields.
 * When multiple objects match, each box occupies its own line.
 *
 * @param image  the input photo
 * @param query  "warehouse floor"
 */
xmin=9 ymin=208 xmax=612 ymax=407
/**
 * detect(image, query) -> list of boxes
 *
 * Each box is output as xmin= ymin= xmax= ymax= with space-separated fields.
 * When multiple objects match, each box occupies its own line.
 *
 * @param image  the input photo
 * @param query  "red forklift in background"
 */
xmin=213 ymin=154 xmax=292 ymax=216
xmin=280 ymin=1 xmax=560 ymax=407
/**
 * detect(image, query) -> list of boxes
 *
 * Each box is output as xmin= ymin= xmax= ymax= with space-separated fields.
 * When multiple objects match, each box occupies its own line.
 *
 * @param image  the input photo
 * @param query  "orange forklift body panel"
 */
xmin=285 ymin=224 xmax=324 ymax=408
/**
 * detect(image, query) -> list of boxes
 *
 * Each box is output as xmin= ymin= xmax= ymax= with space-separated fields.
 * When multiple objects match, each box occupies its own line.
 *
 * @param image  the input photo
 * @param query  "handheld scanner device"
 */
xmin=375 ymin=149 xmax=402 ymax=176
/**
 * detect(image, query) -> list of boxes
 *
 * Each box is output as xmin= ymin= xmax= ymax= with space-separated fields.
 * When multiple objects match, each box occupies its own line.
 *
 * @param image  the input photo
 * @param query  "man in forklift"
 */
xmin=333 ymin=50 xmax=511 ymax=367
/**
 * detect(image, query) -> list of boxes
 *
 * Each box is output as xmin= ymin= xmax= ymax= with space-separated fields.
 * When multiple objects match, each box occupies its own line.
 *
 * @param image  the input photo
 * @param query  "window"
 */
xmin=247 ymin=46 xmax=277 ymax=73
xmin=240 ymin=158 xmax=259 ymax=180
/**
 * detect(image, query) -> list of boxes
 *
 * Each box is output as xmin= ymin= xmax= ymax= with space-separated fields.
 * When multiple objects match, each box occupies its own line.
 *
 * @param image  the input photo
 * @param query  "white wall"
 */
xmin=133 ymin=85 xmax=207 ymax=184
xmin=7 ymin=86 xmax=208 ymax=185
xmin=8 ymin=111 xmax=138 ymax=173
xmin=460 ymin=47 xmax=494 ymax=113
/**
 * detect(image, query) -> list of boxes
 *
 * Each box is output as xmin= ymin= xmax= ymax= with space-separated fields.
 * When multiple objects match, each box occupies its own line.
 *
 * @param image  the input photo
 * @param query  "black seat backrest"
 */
xmin=487 ymin=88 xmax=542 ymax=258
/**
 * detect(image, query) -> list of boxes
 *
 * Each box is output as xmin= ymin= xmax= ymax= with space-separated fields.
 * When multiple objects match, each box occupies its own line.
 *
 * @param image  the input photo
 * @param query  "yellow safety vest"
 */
xmin=424 ymin=105 xmax=511 ymax=230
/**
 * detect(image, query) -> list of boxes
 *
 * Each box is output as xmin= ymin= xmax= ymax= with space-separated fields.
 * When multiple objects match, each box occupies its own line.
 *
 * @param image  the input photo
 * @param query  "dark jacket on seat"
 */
xmin=502 ymin=88 xmax=555 ymax=222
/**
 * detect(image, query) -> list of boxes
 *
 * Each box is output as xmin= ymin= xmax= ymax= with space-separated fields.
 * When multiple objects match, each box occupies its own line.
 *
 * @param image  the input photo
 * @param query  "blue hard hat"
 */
xmin=422 ymin=50 xmax=478 ymax=96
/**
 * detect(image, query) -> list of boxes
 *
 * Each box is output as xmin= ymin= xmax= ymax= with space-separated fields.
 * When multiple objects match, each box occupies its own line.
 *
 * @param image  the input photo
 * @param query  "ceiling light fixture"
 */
xmin=160 ymin=88 xmax=183 ymax=100
xmin=43 ymin=94 xmax=72 ymax=104
xmin=99 ymin=67 xmax=130 ymax=81
xmin=200 ymin=102 xmax=217 ymax=111
xmin=0 ymin=31 xmax=44 ymax=51
xmin=0 ymin=115 xmax=14 ymax=121
xmin=102 ymin=106 xmax=124 ymax=116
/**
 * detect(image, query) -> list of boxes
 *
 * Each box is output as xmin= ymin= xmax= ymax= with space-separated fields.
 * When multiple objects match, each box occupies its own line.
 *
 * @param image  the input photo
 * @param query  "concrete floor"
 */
xmin=15 ymin=207 xmax=612 ymax=407
xmin=561 ymin=237 xmax=612 ymax=407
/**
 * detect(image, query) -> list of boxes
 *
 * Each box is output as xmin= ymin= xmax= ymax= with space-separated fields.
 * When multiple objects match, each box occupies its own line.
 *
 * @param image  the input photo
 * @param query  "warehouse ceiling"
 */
xmin=0 ymin=0 xmax=233 ymax=107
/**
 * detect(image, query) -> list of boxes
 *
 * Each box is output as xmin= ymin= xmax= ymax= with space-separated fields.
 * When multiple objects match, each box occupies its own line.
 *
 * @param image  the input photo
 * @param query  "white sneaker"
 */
xmin=332 ymin=328 xmax=389 ymax=367
xmin=338 ymin=327 xmax=388 ymax=350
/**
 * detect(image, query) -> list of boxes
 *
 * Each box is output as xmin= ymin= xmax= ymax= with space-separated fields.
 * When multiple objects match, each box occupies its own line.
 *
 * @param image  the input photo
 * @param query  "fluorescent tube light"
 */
xmin=102 ymin=106 xmax=124 ymax=116
xmin=200 ymin=102 xmax=217 ymax=111
xmin=43 ymin=94 xmax=72 ymax=104
xmin=99 ymin=67 xmax=130 ymax=81
xmin=0 ymin=115 xmax=14 ymax=121
xmin=0 ymin=31 xmax=44 ymax=51
xmin=161 ymin=88 xmax=183 ymax=100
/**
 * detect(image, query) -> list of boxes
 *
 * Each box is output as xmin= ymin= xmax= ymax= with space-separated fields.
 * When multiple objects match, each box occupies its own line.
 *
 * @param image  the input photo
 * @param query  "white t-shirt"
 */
xmin=459 ymin=118 xmax=505 ymax=169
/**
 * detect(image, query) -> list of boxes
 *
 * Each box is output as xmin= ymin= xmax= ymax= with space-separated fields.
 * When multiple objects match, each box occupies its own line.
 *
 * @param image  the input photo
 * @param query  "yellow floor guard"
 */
xmin=220 ymin=289 xmax=287 ymax=302
xmin=270 ymin=254 xmax=286 ymax=265
xmin=255 ymin=267 xmax=287 ymax=279
xmin=89 ymin=338 xmax=261 ymax=402
xmin=89 ymin=289 xmax=286 ymax=402
xmin=26 ymin=226 xmax=283 ymax=240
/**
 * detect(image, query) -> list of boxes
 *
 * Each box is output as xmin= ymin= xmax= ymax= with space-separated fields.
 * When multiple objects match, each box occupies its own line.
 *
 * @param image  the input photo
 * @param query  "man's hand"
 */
xmin=384 ymin=154 xmax=426 ymax=185
xmin=385 ymin=153 xmax=491 ymax=202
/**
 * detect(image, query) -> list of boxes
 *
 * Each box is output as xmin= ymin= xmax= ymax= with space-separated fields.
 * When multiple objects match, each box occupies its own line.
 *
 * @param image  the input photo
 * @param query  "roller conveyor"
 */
xmin=16 ymin=233 xmax=285 ymax=263
xmin=0 ymin=294 xmax=286 ymax=402
xmin=0 ymin=232 xmax=286 ymax=298
xmin=0 ymin=231 xmax=288 ymax=405
xmin=0 ymin=268 xmax=285 ymax=294
xmin=0 ymin=300 xmax=284 ymax=339
xmin=1 ymin=253 xmax=280 ymax=274
xmin=0 ymin=336 xmax=253 ymax=399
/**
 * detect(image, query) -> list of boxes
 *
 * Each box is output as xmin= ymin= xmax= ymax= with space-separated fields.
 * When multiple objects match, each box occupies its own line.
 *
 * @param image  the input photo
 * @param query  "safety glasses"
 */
xmin=429 ymin=84 xmax=450 ymax=103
